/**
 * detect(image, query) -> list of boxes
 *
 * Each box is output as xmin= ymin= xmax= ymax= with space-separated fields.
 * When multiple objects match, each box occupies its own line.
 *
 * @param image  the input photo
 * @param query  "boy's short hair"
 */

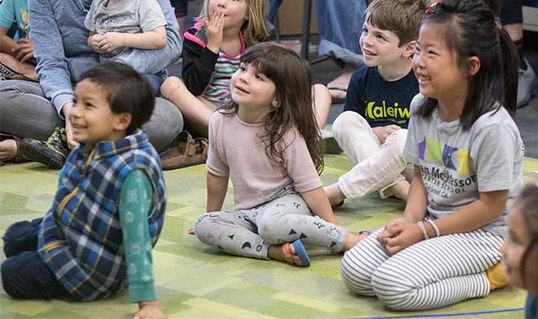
xmin=78 ymin=62 xmax=155 ymax=134
xmin=365 ymin=0 xmax=427 ymax=46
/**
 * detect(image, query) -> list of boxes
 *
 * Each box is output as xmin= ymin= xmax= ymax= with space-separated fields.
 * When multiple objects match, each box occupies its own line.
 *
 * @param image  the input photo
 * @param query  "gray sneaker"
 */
xmin=20 ymin=127 xmax=70 ymax=169
xmin=517 ymin=59 xmax=538 ymax=108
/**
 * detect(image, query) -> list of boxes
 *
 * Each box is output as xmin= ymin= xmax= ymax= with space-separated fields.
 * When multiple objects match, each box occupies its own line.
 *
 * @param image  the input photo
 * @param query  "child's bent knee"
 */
xmin=371 ymin=268 xmax=417 ymax=310
xmin=160 ymin=76 xmax=184 ymax=99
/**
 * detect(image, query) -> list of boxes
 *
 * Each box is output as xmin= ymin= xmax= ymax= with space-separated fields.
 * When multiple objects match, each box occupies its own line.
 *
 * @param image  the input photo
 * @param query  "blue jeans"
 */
xmin=1 ymin=218 xmax=68 ymax=299
xmin=315 ymin=0 xmax=366 ymax=66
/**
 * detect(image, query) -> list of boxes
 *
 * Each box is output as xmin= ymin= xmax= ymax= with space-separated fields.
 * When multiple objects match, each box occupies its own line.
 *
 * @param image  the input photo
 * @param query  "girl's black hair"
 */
xmin=415 ymin=0 xmax=519 ymax=130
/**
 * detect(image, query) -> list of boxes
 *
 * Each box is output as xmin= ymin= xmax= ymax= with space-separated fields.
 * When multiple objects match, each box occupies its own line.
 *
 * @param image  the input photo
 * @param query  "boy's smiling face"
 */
xmin=70 ymin=79 xmax=130 ymax=146
xmin=359 ymin=19 xmax=409 ymax=67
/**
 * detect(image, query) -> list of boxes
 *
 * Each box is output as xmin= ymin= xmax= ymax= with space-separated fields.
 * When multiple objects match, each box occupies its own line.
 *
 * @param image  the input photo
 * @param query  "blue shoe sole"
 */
xmin=292 ymin=240 xmax=311 ymax=267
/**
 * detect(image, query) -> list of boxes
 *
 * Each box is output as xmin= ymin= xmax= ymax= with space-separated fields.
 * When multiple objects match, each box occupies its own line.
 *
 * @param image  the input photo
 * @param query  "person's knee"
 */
xmin=1 ymin=258 xmax=17 ymax=296
xmin=332 ymin=111 xmax=368 ymax=139
xmin=340 ymin=248 xmax=374 ymax=295
xmin=371 ymin=266 xmax=416 ymax=310
xmin=193 ymin=214 xmax=215 ymax=245
xmin=160 ymin=76 xmax=184 ymax=100
xmin=384 ymin=129 xmax=408 ymax=157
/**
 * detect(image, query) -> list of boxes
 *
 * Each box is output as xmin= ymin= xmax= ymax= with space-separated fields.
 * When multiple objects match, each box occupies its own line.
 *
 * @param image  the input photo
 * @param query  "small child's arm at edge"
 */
xmin=118 ymin=169 xmax=165 ymax=319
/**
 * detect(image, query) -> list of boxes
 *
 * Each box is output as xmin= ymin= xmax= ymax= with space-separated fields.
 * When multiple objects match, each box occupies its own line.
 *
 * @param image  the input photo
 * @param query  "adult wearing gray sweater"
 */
xmin=0 ymin=0 xmax=183 ymax=162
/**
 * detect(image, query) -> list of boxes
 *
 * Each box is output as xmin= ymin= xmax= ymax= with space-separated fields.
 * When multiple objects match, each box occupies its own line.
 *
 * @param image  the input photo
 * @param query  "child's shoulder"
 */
xmin=184 ymin=22 xmax=207 ymax=47
xmin=473 ymin=105 xmax=517 ymax=132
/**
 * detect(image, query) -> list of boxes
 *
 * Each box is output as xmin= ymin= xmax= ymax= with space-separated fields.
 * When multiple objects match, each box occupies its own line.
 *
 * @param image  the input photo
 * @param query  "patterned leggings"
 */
xmin=341 ymin=227 xmax=505 ymax=310
xmin=194 ymin=193 xmax=348 ymax=260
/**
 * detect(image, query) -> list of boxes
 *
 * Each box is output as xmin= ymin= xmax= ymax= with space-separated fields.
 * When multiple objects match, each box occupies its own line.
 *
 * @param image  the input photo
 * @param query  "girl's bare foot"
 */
xmin=327 ymin=64 xmax=357 ymax=100
xmin=268 ymin=243 xmax=304 ymax=266
xmin=325 ymin=183 xmax=346 ymax=206
xmin=0 ymin=139 xmax=17 ymax=162
xmin=389 ymin=180 xmax=410 ymax=201
xmin=343 ymin=231 xmax=370 ymax=251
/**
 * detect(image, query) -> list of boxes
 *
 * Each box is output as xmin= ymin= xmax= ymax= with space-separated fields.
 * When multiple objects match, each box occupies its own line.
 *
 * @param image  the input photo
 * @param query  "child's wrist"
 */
xmin=138 ymin=300 xmax=157 ymax=309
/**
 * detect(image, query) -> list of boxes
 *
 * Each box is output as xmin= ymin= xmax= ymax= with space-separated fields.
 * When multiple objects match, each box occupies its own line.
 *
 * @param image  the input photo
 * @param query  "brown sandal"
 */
xmin=159 ymin=130 xmax=208 ymax=170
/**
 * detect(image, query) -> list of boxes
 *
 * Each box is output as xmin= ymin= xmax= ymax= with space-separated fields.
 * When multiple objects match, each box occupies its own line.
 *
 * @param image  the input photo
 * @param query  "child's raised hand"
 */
xmin=372 ymin=125 xmax=401 ymax=144
xmin=98 ymin=32 xmax=125 ymax=53
xmin=206 ymin=11 xmax=225 ymax=53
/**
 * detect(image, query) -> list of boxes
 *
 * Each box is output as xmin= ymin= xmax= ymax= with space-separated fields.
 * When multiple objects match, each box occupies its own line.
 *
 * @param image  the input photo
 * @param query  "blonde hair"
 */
xmin=197 ymin=0 xmax=268 ymax=45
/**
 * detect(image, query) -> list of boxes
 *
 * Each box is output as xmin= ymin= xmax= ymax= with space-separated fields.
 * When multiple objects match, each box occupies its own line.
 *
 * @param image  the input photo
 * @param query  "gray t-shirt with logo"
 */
xmin=404 ymin=94 xmax=524 ymax=237
xmin=84 ymin=0 xmax=166 ymax=58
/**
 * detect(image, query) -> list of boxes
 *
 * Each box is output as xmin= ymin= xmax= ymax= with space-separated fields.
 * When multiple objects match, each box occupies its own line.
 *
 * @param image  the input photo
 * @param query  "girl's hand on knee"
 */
xmin=383 ymin=223 xmax=422 ymax=255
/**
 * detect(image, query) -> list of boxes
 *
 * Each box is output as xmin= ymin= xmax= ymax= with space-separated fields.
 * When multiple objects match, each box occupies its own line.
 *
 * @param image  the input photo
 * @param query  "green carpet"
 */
xmin=1 ymin=155 xmax=537 ymax=319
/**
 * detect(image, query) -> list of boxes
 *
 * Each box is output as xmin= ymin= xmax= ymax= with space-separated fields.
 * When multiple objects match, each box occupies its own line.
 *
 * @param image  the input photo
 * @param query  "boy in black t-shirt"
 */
xmin=325 ymin=0 xmax=426 ymax=204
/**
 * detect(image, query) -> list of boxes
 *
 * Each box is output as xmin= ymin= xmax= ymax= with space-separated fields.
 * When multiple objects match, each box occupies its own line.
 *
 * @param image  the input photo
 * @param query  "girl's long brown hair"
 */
xmin=221 ymin=42 xmax=324 ymax=174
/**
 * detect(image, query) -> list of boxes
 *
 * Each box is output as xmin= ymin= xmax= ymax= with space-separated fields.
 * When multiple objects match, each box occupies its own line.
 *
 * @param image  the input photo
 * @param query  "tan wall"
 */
xmin=277 ymin=1 xmax=318 ymax=35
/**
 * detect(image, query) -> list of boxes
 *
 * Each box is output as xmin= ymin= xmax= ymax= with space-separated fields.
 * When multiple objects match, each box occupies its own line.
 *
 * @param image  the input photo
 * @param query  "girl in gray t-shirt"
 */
xmin=341 ymin=0 xmax=524 ymax=311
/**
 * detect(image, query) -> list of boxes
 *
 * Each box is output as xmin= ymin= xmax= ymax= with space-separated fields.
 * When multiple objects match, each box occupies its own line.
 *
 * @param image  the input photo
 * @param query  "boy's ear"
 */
xmin=403 ymin=41 xmax=417 ymax=58
xmin=114 ymin=113 xmax=132 ymax=132
xmin=467 ymin=56 xmax=481 ymax=76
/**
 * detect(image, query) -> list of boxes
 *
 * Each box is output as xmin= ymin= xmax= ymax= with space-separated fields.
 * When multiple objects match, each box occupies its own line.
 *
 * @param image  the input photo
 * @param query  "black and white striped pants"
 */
xmin=341 ymin=227 xmax=505 ymax=310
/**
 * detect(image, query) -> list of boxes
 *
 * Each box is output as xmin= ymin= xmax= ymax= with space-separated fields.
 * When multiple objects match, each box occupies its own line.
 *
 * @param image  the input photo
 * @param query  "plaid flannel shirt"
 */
xmin=37 ymin=131 xmax=166 ymax=301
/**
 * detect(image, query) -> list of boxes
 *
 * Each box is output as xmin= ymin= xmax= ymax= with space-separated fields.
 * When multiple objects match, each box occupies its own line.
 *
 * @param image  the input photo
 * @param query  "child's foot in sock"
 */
xmin=486 ymin=262 xmax=508 ymax=290
xmin=343 ymin=231 xmax=370 ymax=251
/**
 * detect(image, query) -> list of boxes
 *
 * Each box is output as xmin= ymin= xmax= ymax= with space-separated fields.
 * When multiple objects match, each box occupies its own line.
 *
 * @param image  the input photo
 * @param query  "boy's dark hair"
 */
xmin=415 ymin=0 xmax=519 ymax=130
xmin=78 ymin=62 xmax=155 ymax=135
xmin=517 ymin=183 xmax=538 ymax=296
xmin=365 ymin=0 xmax=427 ymax=46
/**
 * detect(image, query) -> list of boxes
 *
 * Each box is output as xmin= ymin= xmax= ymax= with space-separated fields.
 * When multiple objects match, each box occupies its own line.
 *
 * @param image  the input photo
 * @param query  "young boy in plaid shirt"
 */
xmin=1 ymin=62 xmax=167 ymax=319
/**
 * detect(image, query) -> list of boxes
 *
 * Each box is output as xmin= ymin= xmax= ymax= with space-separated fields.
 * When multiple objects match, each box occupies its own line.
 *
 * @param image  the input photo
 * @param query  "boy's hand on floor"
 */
xmin=135 ymin=301 xmax=166 ymax=319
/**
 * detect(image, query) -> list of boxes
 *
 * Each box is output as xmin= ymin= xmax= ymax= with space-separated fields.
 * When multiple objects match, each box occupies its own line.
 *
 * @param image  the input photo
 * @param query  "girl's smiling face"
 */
xmin=412 ymin=21 xmax=469 ymax=102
